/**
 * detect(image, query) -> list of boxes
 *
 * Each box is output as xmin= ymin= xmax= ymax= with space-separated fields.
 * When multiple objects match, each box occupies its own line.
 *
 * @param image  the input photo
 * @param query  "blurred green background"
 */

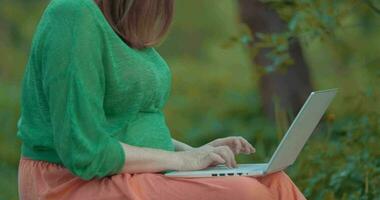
xmin=1 ymin=0 xmax=379 ymax=199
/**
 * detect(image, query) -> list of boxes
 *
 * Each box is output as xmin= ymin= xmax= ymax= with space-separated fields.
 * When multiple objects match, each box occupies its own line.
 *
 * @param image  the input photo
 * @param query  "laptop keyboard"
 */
xmin=205 ymin=163 xmax=267 ymax=171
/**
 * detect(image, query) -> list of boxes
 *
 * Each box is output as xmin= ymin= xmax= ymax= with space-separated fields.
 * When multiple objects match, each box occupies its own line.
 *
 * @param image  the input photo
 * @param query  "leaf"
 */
xmin=288 ymin=13 xmax=299 ymax=31
xmin=240 ymin=35 xmax=252 ymax=46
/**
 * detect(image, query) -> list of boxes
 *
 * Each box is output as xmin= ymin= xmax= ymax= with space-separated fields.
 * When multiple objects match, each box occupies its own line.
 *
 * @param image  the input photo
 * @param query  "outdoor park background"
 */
xmin=0 ymin=0 xmax=379 ymax=199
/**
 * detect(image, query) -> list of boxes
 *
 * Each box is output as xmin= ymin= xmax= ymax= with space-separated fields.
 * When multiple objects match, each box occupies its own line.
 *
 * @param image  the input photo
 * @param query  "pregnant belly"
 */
xmin=120 ymin=111 xmax=175 ymax=151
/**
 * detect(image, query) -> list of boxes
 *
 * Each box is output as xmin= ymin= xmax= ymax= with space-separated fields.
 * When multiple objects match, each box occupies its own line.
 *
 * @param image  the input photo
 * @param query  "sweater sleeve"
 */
xmin=41 ymin=1 xmax=125 ymax=180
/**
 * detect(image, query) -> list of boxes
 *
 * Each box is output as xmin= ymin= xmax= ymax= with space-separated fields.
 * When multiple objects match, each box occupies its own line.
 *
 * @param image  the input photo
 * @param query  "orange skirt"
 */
xmin=18 ymin=157 xmax=306 ymax=200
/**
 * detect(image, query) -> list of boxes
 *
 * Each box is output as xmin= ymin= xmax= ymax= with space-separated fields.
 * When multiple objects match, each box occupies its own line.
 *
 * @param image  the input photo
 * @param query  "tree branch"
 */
xmin=365 ymin=0 xmax=380 ymax=14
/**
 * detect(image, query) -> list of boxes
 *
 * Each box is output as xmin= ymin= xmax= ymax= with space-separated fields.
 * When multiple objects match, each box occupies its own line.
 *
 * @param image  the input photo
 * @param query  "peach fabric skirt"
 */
xmin=18 ymin=157 xmax=306 ymax=200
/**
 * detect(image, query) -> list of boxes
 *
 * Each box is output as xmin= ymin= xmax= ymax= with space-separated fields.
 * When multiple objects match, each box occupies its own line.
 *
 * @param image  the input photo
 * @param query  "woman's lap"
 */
xmin=129 ymin=173 xmax=277 ymax=200
xmin=18 ymin=157 xmax=305 ymax=200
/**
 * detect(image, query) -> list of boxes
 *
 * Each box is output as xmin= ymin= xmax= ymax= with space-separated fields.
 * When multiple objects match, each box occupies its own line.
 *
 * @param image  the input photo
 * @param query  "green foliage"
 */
xmin=291 ymin=111 xmax=380 ymax=199
xmin=164 ymin=1 xmax=380 ymax=199
xmin=228 ymin=0 xmax=380 ymax=74
xmin=0 ymin=162 xmax=18 ymax=200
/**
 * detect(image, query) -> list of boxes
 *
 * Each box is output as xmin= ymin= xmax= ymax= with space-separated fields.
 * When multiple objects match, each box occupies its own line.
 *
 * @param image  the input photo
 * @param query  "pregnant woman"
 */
xmin=17 ymin=0 xmax=306 ymax=199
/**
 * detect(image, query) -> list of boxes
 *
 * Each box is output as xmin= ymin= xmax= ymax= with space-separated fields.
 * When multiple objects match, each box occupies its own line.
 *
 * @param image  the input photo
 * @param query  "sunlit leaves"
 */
xmin=231 ymin=0 xmax=380 ymax=75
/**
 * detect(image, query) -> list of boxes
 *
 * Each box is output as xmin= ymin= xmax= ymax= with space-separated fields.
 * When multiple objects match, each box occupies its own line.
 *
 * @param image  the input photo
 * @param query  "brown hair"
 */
xmin=94 ymin=0 xmax=175 ymax=49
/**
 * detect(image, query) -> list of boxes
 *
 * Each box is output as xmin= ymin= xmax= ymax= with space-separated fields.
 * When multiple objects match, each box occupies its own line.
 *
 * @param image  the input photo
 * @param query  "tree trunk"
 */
xmin=238 ymin=0 xmax=313 ymax=121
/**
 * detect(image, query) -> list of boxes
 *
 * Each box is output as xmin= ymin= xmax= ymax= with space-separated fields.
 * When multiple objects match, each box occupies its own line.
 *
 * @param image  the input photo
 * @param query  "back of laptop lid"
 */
xmin=265 ymin=89 xmax=338 ymax=173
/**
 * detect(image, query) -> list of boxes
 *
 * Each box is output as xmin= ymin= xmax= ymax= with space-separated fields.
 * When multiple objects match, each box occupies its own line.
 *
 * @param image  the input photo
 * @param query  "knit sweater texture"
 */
xmin=17 ymin=0 xmax=175 ymax=180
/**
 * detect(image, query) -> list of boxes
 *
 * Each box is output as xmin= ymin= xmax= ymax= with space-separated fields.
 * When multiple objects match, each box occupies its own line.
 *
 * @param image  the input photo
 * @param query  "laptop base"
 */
xmin=164 ymin=163 xmax=268 ymax=178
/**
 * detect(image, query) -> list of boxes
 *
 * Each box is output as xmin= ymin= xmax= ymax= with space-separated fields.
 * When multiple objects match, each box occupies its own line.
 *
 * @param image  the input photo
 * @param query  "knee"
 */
xmin=270 ymin=171 xmax=291 ymax=181
xmin=259 ymin=171 xmax=306 ymax=200
xmin=262 ymin=171 xmax=294 ymax=186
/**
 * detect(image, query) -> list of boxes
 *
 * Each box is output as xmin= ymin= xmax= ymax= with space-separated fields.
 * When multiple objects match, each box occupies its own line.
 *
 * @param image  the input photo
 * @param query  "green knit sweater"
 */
xmin=17 ymin=0 xmax=175 ymax=180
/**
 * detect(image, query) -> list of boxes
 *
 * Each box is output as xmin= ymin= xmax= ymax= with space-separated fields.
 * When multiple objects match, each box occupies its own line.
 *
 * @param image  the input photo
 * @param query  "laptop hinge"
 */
xmin=264 ymin=165 xmax=290 ymax=175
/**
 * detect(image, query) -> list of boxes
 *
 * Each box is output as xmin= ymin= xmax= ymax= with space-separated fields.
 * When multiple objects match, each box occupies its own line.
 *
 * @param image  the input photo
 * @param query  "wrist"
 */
xmin=172 ymin=139 xmax=194 ymax=151
xmin=182 ymin=144 xmax=194 ymax=151
xmin=171 ymin=151 xmax=185 ymax=171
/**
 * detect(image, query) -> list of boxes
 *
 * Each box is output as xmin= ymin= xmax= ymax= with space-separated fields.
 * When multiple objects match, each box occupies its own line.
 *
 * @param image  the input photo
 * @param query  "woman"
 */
xmin=17 ymin=0 xmax=306 ymax=199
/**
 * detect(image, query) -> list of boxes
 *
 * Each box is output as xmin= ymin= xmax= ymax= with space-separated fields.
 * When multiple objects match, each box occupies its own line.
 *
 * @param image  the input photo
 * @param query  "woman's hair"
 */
xmin=95 ymin=0 xmax=174 ymax=49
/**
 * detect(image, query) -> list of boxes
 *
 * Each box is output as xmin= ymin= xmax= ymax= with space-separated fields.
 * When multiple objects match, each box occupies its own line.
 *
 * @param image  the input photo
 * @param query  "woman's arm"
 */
xmin=172 ymin=138 xmax=194 ymax=151
xmin=118 ymin=137 xmax=255 ymax=174
xmin=119 ymin=142 xmax=182 ymax=173
xmin=118 ymin=141 xmax=237 ymax=174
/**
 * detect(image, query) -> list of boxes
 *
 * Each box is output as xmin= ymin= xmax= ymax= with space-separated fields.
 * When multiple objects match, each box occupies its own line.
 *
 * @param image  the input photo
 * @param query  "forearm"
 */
xmin=172 ymin=138 xmax=194 ymax=151
xmin=119 ymin=142 xmax=182 ymax=174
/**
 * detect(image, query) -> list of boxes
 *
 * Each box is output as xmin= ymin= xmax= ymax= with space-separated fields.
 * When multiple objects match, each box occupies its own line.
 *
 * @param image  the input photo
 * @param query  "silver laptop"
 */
xmin=165 ymin=89 xmax=338 ymax=178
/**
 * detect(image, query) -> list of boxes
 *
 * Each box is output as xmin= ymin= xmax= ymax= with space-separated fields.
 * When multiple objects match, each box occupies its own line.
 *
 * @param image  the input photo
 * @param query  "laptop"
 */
xmin=164 ymin=89 xmax=338 ymax=178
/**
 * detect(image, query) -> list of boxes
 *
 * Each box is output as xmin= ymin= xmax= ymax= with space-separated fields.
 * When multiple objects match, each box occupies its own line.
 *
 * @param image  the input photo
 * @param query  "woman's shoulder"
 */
xmin=45 ymin=0 xmax=99 ymax=22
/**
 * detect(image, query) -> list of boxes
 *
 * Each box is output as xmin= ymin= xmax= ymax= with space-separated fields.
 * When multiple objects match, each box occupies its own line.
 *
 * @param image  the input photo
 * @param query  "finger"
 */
xmin=247 ymin=141 xmax=256 ymax=153
xmin=211 ymin=138 xmax=236 ymax=155
xmin=209 ymin=152 xmax=226 ymax=165
xmin=225 ymin=147 xmax=238 ymax=168
xmin=240 ymin=137 xmax=255 ymax=154
xmin=242 ymin=138 xmax=255 ymax=153
xmin=216 ymin=146 xmax=237 ymax=168
xmin=237 ymin=137 xmax=249 ymax=154
xmin=250 ymin=145 xmax=256 ymax=153
xmin=214 ymin=147 xmax=232 ymax=168
xmin=233 ymin=139 xmax=242 ymax=155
